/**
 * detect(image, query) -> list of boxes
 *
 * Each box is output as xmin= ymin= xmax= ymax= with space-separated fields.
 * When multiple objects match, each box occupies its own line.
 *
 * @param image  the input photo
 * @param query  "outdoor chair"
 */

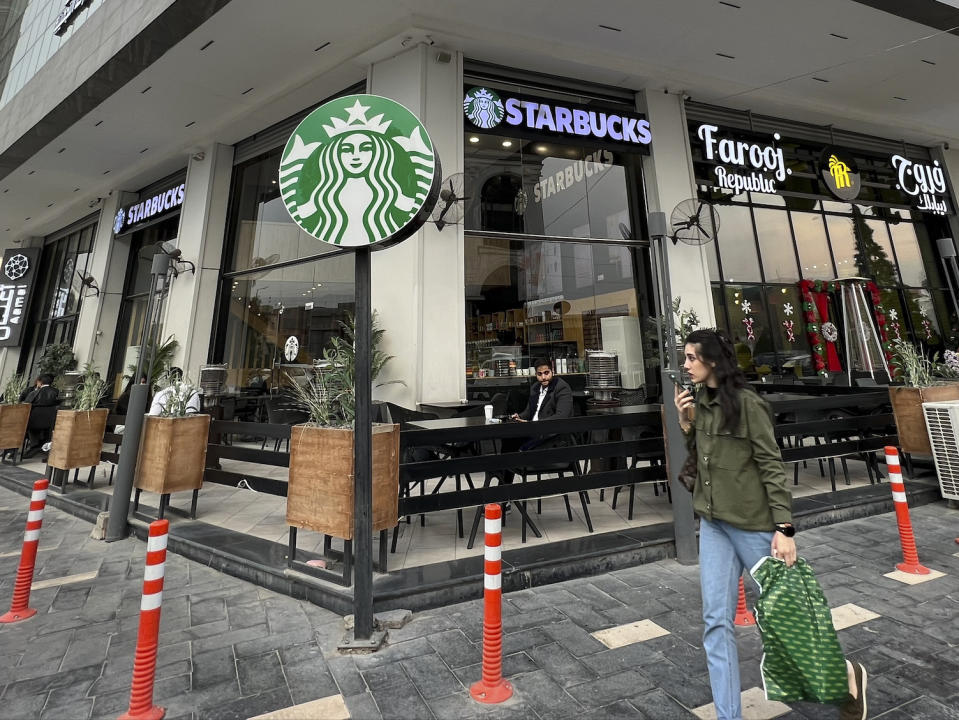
xmin=261 ymin=395 xmax=309 ymax=452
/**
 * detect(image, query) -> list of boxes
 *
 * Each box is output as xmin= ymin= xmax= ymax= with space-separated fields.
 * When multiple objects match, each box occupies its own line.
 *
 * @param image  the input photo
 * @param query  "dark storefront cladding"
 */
xmin=212 ymin=84 xmax=365 ymax=391
xmin=462 ymin=71 xmax=654 ymax=403
xmin=18 ymin=213 xmax=99 ymax=377
xmin=688 ymin=103 xmax=955 ymax=380
xmin=106 ymin=172 xmax=186 ymax=397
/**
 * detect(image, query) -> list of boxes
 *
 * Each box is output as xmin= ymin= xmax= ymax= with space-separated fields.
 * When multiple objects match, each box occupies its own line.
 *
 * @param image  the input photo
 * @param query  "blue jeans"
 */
xmin=699 ymin=518 xmax=774 ymax=720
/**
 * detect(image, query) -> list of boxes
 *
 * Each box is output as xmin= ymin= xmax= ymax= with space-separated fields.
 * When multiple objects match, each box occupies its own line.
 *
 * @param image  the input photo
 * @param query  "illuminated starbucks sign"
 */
xmin=280 ymin=95 xmax=441 ymax=247
xmin=464 ymin=86 xmax=651 ymax=148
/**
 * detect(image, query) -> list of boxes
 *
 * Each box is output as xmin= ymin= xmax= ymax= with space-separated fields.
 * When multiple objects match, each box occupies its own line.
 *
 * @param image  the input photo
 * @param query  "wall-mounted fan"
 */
xmin=431 ymin=173 xmax=468 ymax=230
xmin=670 ymin=199 xmax=719 ymax=246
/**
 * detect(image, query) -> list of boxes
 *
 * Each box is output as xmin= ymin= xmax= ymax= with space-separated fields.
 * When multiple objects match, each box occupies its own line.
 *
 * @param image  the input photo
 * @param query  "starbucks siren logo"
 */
xmin=463 ymin=87 xmax=504 ymax=129
xmin=113 ymin=208 xmax=126 ymax=234
xmin=279 ymin=95 xmax=440 ymax=247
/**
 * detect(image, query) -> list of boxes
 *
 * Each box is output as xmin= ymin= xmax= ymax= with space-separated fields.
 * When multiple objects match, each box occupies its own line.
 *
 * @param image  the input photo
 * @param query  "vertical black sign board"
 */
xmin=0 ymin=248 xmax=41 ymax=348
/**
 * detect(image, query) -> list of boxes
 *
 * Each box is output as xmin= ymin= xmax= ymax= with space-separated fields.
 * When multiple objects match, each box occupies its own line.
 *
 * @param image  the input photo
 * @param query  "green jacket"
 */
xmin=684 ymin=387 xmax=792 ymax=530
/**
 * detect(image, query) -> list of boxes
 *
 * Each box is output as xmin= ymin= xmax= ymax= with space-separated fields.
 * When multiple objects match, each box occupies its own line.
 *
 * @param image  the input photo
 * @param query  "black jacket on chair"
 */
xmin=518 ymin=377 xmax=573 ymax=421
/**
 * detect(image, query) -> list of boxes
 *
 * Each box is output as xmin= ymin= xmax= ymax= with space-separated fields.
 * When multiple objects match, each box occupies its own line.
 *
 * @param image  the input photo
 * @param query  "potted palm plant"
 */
xmin=285 ymin=313 xmax=400 ymax=540
xmin=888 ymin=339 xmax=959 ymax=455
xmin=48 ymin=365 xmax=109 ymax=471
xmin=0 ymin=374 xmax=31 ymax=462
xmin=134 ymin=372 xmax=209 ymax=513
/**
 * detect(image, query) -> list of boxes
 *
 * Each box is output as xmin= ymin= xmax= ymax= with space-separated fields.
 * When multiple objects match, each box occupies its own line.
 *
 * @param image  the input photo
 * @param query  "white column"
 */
xmin=73 ymin=191 xmax=133 ymax=371
xmin=638 ymin=90 xmax=716 ymax=327
xmin=162 ymin=143 xmax=234 ymax=377
xmin=368 ymin=45 xmax=465 ymax=407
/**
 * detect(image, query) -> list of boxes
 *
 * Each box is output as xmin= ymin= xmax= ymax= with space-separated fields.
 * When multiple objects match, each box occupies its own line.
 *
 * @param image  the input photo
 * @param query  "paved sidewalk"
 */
xmin=1 ymin=484 xmax=958 ymax=720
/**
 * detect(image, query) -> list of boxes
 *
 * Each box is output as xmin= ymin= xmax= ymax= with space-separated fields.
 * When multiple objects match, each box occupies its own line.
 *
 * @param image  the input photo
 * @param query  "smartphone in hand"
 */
xmin=667 ymin=370 xmax=695 ymax=397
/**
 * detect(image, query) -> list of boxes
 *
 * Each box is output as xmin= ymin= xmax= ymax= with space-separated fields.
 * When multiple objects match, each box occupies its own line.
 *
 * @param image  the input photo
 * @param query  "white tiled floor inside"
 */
xmin=15 ymin=446 xmax=880 ymax=572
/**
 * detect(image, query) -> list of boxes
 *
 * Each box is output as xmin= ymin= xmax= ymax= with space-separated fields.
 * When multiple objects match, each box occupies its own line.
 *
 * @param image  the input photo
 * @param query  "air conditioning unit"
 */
xmin=921 ymin=400 xmax=959 ymax=501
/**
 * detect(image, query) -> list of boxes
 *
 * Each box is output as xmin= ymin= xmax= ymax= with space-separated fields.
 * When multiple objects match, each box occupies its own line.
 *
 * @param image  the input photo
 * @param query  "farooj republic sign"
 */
xmin=280 ymin=95 xmax=441 ymax=247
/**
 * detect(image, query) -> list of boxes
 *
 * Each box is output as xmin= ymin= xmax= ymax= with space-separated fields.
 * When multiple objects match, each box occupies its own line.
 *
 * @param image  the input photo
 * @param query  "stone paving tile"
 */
xmin=3 ymin=486 xmax=959 ymax=720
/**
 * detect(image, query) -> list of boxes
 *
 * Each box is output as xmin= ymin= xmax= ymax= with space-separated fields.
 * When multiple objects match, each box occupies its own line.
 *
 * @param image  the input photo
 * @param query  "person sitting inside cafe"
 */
xmin=20 ymin=374 xmax=60 ymax=458
xmin=493 ymin=358 xmax=573 ymax=486
xmin=149 ymin=367 xmax=200 ymax=416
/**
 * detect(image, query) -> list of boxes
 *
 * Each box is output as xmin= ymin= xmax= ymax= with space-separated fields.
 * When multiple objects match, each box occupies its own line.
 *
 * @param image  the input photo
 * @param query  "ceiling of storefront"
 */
xmin=3 ymin=0 xmax=959 ymax=240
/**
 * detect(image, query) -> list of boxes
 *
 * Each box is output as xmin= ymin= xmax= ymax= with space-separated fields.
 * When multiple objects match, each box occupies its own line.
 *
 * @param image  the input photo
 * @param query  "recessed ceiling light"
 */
xmin=716 ymin=52 xmax=735 ymax=59
xmin=200 ymin=40 xmax=214 ymax=51
xmin=829 ymin=33 xmax=849 ymax=40
xmin=812 ymin=77 xmax=830 ymax=83
xmin=502 ymin=140 xmax=512 ymax=147
xmin=47 ymin=203 xmax=53 ymax=207
xmin=27 ymin=170 xmax=34 ymax=175
xmin=241 ymin=87 xmax=254 ymax=95
xmin=469 ymin=136 xmax=479 ymax=143
xmin=893 ymin=96 xmax=908 ymax=101
xmin=536 ymin=145 xmax=549 ymax=153
xmin=103 ymin=170 xmax=110 ymax=174
xmin=921 ymin=59 xmax=936 ymax=65
xmin=598 ymin=24 xmax=621 ymax=32
xmin=57 ymin=147 xmax=66 ymax=154
xmin=185 ymin=121 xmax=196 ymax=127
xmin=718 ymin=1 xmax=741 ymax=7
xmin=140 ymin=147 xmax=149 ymax=154
xmin=73 ymin=188 xmax=79 ymax=192
xmin=24 ymin=217 xmax=30 ymax=221
xmin=314 ymin=41 xmax=330 ymax=52
xmin=141 ymin=86 xmax=151 ymax=94
xmin=94 ymin=120 xmax=103 ymax=126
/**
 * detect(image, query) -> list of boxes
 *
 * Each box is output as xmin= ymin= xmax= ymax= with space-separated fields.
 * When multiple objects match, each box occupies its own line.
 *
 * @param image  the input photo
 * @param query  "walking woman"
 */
xmin=673 ymin=329 xmax=867 ymax=720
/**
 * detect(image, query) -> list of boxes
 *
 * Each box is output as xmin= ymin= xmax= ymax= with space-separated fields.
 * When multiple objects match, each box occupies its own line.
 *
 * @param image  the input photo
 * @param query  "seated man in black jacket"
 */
xmin=495 ymin=358 xmax=574 ymax=485
xmin=21 ymin=374 xmax=59 ymax=457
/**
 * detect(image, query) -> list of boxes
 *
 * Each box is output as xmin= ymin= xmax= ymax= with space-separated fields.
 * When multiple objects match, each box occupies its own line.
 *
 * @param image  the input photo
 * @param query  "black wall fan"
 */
xmin=431 ymin=173 xmax=468 ymax=231
xmin=670 ymin=199 xmax=719 ymax=245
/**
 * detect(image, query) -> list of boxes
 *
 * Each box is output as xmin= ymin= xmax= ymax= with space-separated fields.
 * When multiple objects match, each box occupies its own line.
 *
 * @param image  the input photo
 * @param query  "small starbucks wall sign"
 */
xmin=280 ymin=95 xmax=441 ymax=247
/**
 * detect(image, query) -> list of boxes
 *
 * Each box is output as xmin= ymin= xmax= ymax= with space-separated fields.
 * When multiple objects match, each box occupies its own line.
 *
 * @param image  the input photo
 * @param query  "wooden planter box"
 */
xmin=889 ymin=383 xmax=959 ymax=455
xmin=287 ymin=423 xmax=400 ymax=540
xmin=48 ymin=409 xmax=109 ymax=470
xmin=0 ymin=403 xmax=31 ymax=452
xmin=135 ymin=414 xmax=211 ymax=494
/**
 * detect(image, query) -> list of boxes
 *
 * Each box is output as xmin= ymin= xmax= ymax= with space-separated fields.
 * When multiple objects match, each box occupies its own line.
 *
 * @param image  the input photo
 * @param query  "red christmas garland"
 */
xmin=798 ymin=279 xmax=894 ymax=376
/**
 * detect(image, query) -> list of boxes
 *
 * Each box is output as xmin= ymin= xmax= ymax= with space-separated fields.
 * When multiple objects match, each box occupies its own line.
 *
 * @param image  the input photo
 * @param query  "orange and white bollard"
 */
xmin=470 ymin=503 xmax=513 ymax=704
xmin=734 ymin=576 xmax=755 ymax=626
xmin=884 ymin=446 xmax=930 ymax=575
xmin=119 ymin=519 xmax=169 ymax=720
xmin=1 ymin=478 xmax=50 ymax=624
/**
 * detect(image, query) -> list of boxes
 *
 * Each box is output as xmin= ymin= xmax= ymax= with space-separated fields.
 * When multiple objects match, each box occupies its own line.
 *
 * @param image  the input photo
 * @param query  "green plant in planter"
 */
xmin=1 ymin=374 xmax=28 ymax=404
xmin=126 ymin=335 xmax=179 ymax=390
xmin=36 ymin=343 xmax=77 ymax=386
xmin=890 ymin=338 xmax=939 ymax=387
xmin=71 ymin=365 xmax=108 ymax=411
xmin=153 ymin=369 xmax=200 ymax=418
xmin=287 ymin=311 xmax=400 ymax=427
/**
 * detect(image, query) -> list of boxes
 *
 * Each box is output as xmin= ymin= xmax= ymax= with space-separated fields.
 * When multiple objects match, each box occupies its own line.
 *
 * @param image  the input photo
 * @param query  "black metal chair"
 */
xmin=261 ymin=395 xmax=309 ymax=452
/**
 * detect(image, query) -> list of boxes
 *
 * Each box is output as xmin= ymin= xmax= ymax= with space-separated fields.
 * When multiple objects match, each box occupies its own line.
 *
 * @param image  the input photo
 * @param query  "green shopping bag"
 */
xmin=749 ymin=557 xmax=848 ymax=704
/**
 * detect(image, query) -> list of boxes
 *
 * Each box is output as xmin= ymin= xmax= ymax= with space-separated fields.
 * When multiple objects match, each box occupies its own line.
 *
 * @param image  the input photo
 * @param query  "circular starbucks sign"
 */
xmin=463 ymin=87 xmax=504 ymax=129
xmin=279 ymin=95 xmax=441 ymax=248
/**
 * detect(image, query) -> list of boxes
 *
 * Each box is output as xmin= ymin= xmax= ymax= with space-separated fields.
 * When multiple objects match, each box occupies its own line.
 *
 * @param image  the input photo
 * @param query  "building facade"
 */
xmin=2 ymin=1 xmax=959 ymax=406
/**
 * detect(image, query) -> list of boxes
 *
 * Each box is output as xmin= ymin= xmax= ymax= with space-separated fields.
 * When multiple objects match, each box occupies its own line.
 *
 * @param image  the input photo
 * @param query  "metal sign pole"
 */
xmin=106 ymin=253 xmax=171 ymax=542
xmin=351 ymin=247 xmax=375 ymax=643
xmin=648 ymin=212 xmax=698 ymax=564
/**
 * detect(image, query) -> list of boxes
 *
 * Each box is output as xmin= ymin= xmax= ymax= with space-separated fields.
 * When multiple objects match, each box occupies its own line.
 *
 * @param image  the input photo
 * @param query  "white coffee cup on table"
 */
xmin=484 ymin=404 xmax=494 ymax=422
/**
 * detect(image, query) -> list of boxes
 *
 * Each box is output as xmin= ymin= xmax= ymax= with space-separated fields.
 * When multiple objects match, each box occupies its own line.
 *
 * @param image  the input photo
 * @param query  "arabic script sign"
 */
xmin=0 ymin=248 xmax=40 ymax=347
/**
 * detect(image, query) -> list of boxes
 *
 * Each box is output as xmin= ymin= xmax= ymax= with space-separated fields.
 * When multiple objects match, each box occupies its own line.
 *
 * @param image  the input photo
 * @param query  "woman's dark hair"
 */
xmin=683 ymin=328 xmax=748 ymax=431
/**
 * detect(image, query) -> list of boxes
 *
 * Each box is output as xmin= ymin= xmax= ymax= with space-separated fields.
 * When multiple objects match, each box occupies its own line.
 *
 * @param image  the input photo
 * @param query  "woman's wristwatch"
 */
xmin=774 ymin=523 xmax=796 ymax=537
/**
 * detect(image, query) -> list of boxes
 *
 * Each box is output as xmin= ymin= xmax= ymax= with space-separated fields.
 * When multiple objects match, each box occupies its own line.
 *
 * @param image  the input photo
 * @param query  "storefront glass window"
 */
xmin=890 ymin=222 xmax=928 ymax=288
xmin=791 ymin=211 xmax=833 ymax=278
xmin=723 ymin=284 xmax=773 ymax=373
xmin=715 ymin=204 xmax=760 ymax=283
xmin=824 ymin=215 xmax=859 ymax=279
xmin=220 ymin=258 xmax=355 ymax=391
xmin=465 ymin=136 xmax=634 ymax=241
xmin=464 ymin=234 xmax=646 ymax=388
xmin=228 ymin=148 xmax=340 ymax=272
xmin=753 ymin=208 xmax=798 ymax=283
